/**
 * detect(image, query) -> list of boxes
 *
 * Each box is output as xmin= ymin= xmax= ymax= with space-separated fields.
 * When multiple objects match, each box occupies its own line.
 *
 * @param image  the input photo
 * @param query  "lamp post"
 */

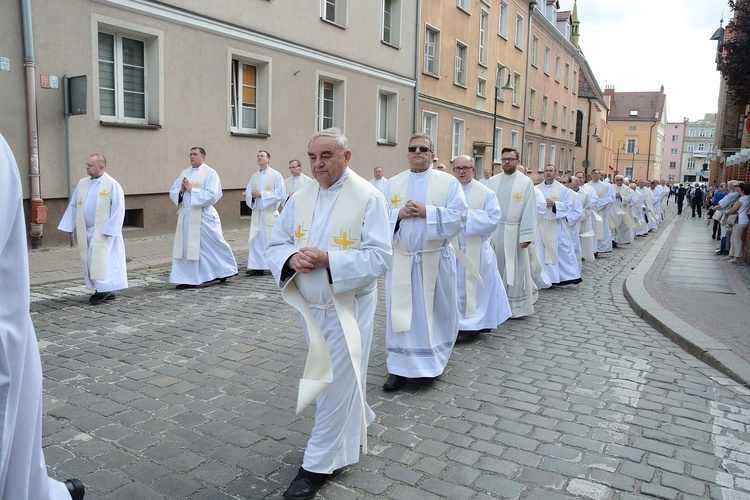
xmin=491 ymin=64 xmax=514 ymax=174
xmin=614 ymin=140 xmax=625 ymax=179
xmin=582 ymin=123 xmax=599 ymax=179
xmin=632 ymin=146 xmax=639 ymax=179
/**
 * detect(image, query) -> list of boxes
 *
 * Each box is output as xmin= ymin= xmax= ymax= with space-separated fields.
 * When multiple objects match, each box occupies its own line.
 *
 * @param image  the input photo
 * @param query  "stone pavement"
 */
xmin=30 ymin=205 xmax=750 ymax=499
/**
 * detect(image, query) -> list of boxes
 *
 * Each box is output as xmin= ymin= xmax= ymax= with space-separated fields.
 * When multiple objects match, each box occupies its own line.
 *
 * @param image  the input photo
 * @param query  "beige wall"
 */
xmin=2 ymin=0 xmax=417 ymax=245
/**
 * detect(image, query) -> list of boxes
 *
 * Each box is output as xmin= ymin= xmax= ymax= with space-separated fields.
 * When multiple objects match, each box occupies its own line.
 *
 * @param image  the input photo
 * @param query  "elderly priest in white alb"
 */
xmin=266 ymin=128 xmax=391 ymax=500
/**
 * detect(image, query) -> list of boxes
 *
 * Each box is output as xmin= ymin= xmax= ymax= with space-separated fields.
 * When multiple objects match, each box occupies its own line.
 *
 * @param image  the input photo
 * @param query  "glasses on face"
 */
xmin=408 ymin=146 xmax=432 ymax=153
xmin=289 ymin=165 xmax=301 ymax=169
xmin=500 ymin=157 xmax=517 ymax=163
xmin=453 ymin=166 xmax=472 ymax=172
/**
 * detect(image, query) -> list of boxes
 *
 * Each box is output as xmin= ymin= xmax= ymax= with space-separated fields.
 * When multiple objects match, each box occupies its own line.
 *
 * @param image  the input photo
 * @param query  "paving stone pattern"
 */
xmin=35 ymin=205 xmax=750 ymax=499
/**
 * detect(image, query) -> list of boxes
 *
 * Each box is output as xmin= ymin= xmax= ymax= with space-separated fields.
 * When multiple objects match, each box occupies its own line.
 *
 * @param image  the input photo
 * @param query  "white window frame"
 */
xmin=479 ymin=10 xmax=489 ymax=66
xmin=512 ymin=73 xmax=521 ymax=107
xmin=550 ymin=145 xmax=556 ymax=167
xmin=377 ymin=86 xmax=398 ymax=144
xmin=538 ymin=143 xmax=546 ymax=172
xmin=697 ymin=143 xmax=705 ymax=151
xmin=528 ymin=89 xmax=536 ymax=119
xmin=562 ymin=105 xmax=567 ymax=130
xmin=452 ymin=118 xmax=466 ymax=160
xmin=422 ymin=111 xmax=438 ymax=152
xmin=541 ymin=95 xmax=548 ymax=123
xmin=498 ymin=1 xmax=508 ymax=38
xmin=229 ymin=51 xmax=271 ymax=135
xmin=515 ymin=13 xmax=524 ymax=49
xmin=382 ymin=0 xmax=401 ymax=47
xmin=531 ymin=36 xmax=538 ymax=67
xmin=699 ymin=128 xmax=706 ymax=137
xmin=316 ymin=71 xmax=346 ymax=131
xmin=687 ymin=158 xmax=696 ymax=169
xmin=525 ymin=141 xmax=533 ymax=168
xmin=457 ymin=0 xmax=470 ymax=13
xmin=321 ymin=0 xmax=348 ymax=28
xmin=554 ymin=56 xmax=561 ymax=82
xmin=688 ymin=143 xmax=695 ymax=152
xmin=511 ymin=130 xmax=519 ymax=148
xmin=552 ymin=101 xmax=558 ymax=127
xmin=454 ymin=41 xmax=468 ymax=87
xmin=670 ymin=148 xmax=678 ymax=155
xmin=626 ymin=138 xmax=637 ymax=154
xmin=689 ymin=128 xmax=696 ymax=137
xmin=625 ymin=166 xmax=634 ymax=179
xmin=95 ymin=18 xmax=163 ymax=125
xmin=494 ymin=127 xmax=503 ymax=162
xmin=544 ymin=47 xmax=550 ymax=74
xmin=669 ymin=161 xmax=677 ymax=169
xmin=424 ymin=26 xmax=440 ymax=77
xmin=672 ymin=134 xmax=679 ymax=142
xmin=477 ymin=77 xmax=487 ymax=98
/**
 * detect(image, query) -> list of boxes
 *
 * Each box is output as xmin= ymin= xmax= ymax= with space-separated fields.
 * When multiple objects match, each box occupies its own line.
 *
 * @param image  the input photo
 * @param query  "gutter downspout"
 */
xmin=22 ymin=0 xmax=46 ymax=248
xmin=521 ymin=1 xmax=537 ymax=162
xmin=584 ymin=98 xmax=593 ymax=177
xmin=413 ymin=0 xmax=421 ymax=135
xmin=647 ymin=121 xmax=656 ymax=180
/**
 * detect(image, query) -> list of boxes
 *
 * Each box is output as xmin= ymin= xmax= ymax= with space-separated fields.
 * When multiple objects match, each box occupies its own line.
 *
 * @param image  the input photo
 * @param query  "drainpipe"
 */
xmin=413 ymin=0 xmax=421 ymax=134
xmin=22 ymin=0 xmax=46 ymax=248
xmin=647 ymin=121 xmax=656 ymax=180
xmin=521 ymin=1 xmax=537 ymax=161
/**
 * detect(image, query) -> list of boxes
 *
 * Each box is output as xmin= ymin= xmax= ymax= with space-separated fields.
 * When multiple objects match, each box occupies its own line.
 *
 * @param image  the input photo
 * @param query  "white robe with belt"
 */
xmin=535 ymin=181 xmax=581 ymax=285
xmin=383 ymin=168 xmax=467 ymax=378
xmin=169 ymin=165 xmax=238 ymax=284
xmin=456 ymin=180 xmax=511 ymax=331
xmin=57 ymin=175 xmax=128 ymax=292
xmin=0 ymin=133 xmax=71 ymax=500
xmin=265 ymin=168 xmax=391 ymax=474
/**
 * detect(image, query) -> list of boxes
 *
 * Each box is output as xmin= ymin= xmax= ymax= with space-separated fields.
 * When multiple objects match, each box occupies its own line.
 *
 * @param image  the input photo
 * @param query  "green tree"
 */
xmin=722 ymin=1 xmax=750 ymax=105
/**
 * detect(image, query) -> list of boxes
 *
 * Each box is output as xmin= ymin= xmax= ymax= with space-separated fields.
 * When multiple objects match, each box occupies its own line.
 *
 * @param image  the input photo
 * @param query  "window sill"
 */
xmin=100 ymin=121 xmax=161 ymax=130
xmin=382 ymin=41 xmax=400 ymax=49
xmin=231 ymin=131 xmax=270 ymax=138
xmin=377 ymin=141 xmax=398 ymax=147
xmin=321 ymin=18 xmax=347 ymax=29
xmin=423 ymin=71 xmax=440 ymax=79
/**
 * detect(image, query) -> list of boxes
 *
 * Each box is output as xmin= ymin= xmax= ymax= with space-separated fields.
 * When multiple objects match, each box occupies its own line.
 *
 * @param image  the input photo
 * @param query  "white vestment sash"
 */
xmin=389 ymin=170 xmax=452 ymax=343
xmin=451 ymin=182 xmax=490 ymax=318
xmin=282 ymin=175 xmax=376 ymax=453
xmin=249 ymin=167 xmax=282 ymax=245
xmin=173 ymin=166 xmax=209 ymax=260
xmin=488 ymin=173 xmax=527 ymax=287
xmin=75 ymin=173 xmax=114 ymax=281
xmin=538 ymin=183 xmax=563 ymax=265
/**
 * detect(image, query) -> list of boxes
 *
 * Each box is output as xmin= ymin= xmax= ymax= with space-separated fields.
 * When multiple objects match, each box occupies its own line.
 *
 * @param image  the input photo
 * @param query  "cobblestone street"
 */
xmin=34 ymin=216 xmax=750 ymax=499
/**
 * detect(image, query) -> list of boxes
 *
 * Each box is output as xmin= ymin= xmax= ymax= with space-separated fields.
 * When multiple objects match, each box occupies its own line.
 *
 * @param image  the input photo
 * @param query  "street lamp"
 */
xmin=491 ymin=63 xmax=515 ymax=172
xmin=582 ymin=123 xmax=600 ymax=179
xmin=614 ymin=140 xmax=626 ymax=179
xmin=631 ymin=146 xmax=639 ymax=179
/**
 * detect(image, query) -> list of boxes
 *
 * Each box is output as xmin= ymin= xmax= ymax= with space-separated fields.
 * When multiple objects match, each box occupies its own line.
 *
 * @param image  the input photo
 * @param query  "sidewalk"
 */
xmin=624 ymin=208 xmax=750 ymax=388
xmin=29 ymin=209 xmax=750 ymax=388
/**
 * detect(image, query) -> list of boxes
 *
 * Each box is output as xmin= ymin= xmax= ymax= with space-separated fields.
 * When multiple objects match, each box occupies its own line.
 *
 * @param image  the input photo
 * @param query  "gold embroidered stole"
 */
xmin=451 ymin=181 xmax=490 ymax=318
xmin=388 ymin=170 xmax=452 ymax=343
xmin=173 ymin=166 xmax=209 ymax=260
xmin=75 ymin=173 xmax=114 ymax=281
xmin=488 ymin=172 xmax=528 ymax=286
xmin=282 ymin=174 xmax=376 ymax=452
xmin=249 ymin=167 xmax=282 ymax=245
xmin=538 ymin=182 xmax=563 ymax=265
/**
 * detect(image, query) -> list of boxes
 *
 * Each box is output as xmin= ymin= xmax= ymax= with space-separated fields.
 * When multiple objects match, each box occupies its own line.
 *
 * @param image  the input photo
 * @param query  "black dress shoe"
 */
xmin=89 ymin=291 xmax=111 ymax=304
xmin=105 ymin=293 xmax=116 ymax=300
xmin=283 ymin=472 xmax=328 ymax=500
xmin=246 ymin=269 xmax=265 ymax=276
xmin=383 ymin=373 xmax=406 ymax=391
xmin=175 ymin=284 xmax=198 ymax=290
xmin=65 ymin=479 xmax=85 ymax=500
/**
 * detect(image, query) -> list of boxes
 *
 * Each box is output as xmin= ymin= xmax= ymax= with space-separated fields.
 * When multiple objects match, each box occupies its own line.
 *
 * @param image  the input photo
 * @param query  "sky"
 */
xmin=563 ymin=0 xmax=729 ymax=122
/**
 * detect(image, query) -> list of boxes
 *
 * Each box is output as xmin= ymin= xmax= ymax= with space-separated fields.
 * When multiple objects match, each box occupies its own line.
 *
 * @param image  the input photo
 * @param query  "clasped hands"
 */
xmin=180 ymin=177 xmax=192 ymax=193
xmin=398 ymin=200 xmax=427 ymax=220
xmin=290 ymin=247 xmax=329 ymax=274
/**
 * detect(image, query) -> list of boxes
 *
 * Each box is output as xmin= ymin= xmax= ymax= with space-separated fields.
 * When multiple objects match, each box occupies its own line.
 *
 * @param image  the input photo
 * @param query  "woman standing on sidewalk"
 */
xmin=724 ymin=183 xmax=750 ymax=264
xmin=710 ymin=183 xmax=728 ymax=239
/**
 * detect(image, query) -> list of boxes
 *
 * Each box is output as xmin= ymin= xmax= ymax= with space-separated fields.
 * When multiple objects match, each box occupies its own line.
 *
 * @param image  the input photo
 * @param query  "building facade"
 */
xmin=2 ymin=0 xmax=417 ymax=246
xmin=603 ymin=85 xmax=667 ymax=182
xmin=681 ymin=114 xmax=716 ymax=183
xmin=665 ymin=121 xmax=686 ymax=183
